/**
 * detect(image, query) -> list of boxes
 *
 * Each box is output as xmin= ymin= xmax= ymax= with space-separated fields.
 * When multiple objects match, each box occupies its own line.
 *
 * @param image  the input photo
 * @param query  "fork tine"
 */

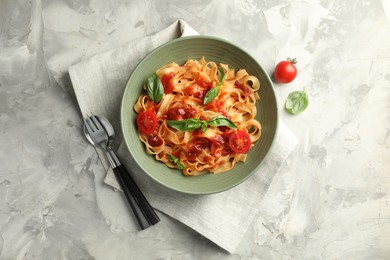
xmin=84 ymin=117 xmax=95 ymax=133
xmin=90 ymin=115 xmax=102 ymax=130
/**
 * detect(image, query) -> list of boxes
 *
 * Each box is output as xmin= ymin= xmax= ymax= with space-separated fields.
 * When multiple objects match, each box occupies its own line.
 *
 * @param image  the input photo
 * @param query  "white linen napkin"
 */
xmin=69 ymin=20 xmax=298 ymax=254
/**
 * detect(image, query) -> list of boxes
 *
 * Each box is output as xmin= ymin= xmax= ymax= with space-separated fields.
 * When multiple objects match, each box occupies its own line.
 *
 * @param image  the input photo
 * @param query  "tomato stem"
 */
xmin=287 ymin=57 xmax=297 ymax=64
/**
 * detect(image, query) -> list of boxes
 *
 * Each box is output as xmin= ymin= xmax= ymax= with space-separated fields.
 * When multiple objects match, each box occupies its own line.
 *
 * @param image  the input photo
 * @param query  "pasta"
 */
xmin=134 ymin=57 xmax=261 ymax=176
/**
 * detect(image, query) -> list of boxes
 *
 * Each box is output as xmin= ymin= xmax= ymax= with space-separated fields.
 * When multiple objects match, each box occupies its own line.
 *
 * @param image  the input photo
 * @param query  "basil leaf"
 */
xmin=217 ymin=67 xmax=226 ymax=85
xmin=285 ymin=88 xmax=309 ymax=115
xmin=202 ymin=67 xmax=226 ymax=105
xmin=200 ymin=121 xmax=208 ymax=132
xmin=176 ymin=161 xmax=184 ymax=170
xmin=167 ymin=118 xmax=203 ymax=132
xmin=167 ymin=154 xmax=176 ymax=163
xmin=203 ymin=87 xmax=219 ymax=105
xmin=167 ymin=154 xmax=184 ymax=170
xmin=146 ymin=73 xmax=164 ymax=102
xmin=207 ymin=115 xmax=237 ymax=129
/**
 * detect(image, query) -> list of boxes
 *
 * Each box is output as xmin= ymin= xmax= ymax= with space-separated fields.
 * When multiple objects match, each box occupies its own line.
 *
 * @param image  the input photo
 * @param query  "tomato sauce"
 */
xmin=187 ymin=138 xmax=211 ymax=161
xmin=187 ymin=144 xmax=202 ymax=161
xmin=161 ymin=72 xmax=175 ymax=94
xmin=171 ymin=149 xmax=181 ymax=158
xmin=204 ymin=100 xmax=230 ymax=118
xmin=184 ymin=77 xmax=211 ymax=102
xmin=234 ymin=81 xmax=251 ymax=97
xmin=164 ymin=107 xmax=197 ymax=120
xmin=147 ymin=133 xmax=163 ymax=147
xmin=144 ymin=97 xmax=157 ymax=111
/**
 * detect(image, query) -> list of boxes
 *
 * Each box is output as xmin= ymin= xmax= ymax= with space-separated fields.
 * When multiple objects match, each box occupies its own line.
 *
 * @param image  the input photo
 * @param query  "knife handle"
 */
xmin=113 ymin=164 xmax=160 ymax=229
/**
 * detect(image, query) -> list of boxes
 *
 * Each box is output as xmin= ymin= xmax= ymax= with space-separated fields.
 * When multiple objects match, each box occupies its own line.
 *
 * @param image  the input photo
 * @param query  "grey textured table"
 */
xmin=1 ymin=0 xmax=389 ymax=259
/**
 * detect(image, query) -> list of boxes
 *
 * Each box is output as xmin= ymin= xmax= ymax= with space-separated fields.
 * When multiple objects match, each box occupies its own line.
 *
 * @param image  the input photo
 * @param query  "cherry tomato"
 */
xmin=274 ymin=58 xmax=297 ymax=83
xmin=228 ymin=130 xmax=251 ymax=154
xmin=136 ymin=110 xmax=157 ymax=135
xmin=161 ymin=72 xmax=175 ymax=94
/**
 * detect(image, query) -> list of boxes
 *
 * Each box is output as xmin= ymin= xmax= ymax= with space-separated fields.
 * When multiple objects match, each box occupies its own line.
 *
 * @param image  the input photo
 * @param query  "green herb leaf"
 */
xmin=167 ymin=118 xmax=203 ymax=132
xmin=285 ymin=88 xmax=309 ymax=115
xmin=202 ymin=67 xmax=226 ymax=105
xmin=217 ymin=67 xmax=226 ymax=85
xmin=203 ymin=87 xmax=220 ymax=105
xmin=167 ymin=116 xmax=237 ymax=132
xmin=146 ymin=73 xmax=164 ymax=102
xmin=200 ymin=121 xmax=208 ymax=132
xmin=167 ymin=154 xmax=184 ymax=170
xmin=207 ymin=115 xmax=237 ymax=129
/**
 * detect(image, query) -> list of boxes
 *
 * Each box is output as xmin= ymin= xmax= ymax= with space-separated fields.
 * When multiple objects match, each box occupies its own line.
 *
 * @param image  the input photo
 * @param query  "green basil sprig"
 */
xmin=167 ymin=116 xmax=237 ymax=132
xmin=285 ymin=88 xmax=309 ymax=115
xmin=167 ymin=118 xmax=204 ymax=132
xmin=146 ymin=73 xmax=164 ymax=103
xmin=203 ymin=87 xmax=219 ymax=105
xmin=167 ymin=154 xmax=184 ymax=170
xmin=203 ymin=67 xmax=226 ymax=105
xmin=207 ymin=115 xmax=237 ymax=129
xmin=217 ymin=67 xmax=226 ymax=84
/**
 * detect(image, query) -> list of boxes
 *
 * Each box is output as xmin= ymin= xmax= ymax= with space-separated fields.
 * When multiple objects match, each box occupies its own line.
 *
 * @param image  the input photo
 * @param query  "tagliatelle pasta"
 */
xmin=134 ymin=57 xmax=261 ymax=176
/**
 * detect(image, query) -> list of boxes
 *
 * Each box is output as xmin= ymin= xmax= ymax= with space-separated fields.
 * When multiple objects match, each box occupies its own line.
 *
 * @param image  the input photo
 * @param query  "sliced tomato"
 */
xmin=228 ymin=130 xmax=251 ymax=154
xmin=161 ymin=72 xmax=175 ymax=94
xmin=136 ymin=110 xmax=157 ymax=135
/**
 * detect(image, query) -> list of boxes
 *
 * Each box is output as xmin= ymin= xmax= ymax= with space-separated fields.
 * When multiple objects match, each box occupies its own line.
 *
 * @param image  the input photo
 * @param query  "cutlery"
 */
xmin=83 ymin=115 xmax=160 ymax=229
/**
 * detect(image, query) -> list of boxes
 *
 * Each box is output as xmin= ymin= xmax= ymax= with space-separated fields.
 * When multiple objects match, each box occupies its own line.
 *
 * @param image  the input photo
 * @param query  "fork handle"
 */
xmin=113 ymin=164 xmax=160 ymax=229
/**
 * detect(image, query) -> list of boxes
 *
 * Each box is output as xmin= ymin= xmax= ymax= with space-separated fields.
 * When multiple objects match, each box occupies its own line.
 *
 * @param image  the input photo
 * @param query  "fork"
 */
xmin=84 ymin=115 xmax=160 ymax=229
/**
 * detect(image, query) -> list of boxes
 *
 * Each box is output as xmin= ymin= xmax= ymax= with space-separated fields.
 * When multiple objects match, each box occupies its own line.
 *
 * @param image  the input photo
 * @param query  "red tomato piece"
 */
xmin=274 ymin=58 xmax=297 ymax=83
xmin=136 ymin=110 xmax=157 ymax=135
xmin=196 ymin=78 xmax=211 ymax=88
xmin=165 ymin=107 xmax=197 ymax=120
xmin=171 ymin=149 xmax=181 ymax=158
xmin=194 ymin=138 xmax=212 ymax=149
xmin=221 ymin=145 xmax=232 ymax=156
xmin=187 ymin=143 xmax=203 ymax=161
xmin=161 ymin=72 xmax=175 ymax=94
xmin=213 ymin=135 xmax=225 ymax=146
xmin=184 ymin=78 xmax=211 ymax=102
xmin=218 ymin=126 xmax=230 ymax=132
xmin=144 ymin=96 xmax=157 ymax=110
xmin=186 ymin=138 xmax=211 ymax=161
xmin=234 ymin=81 xmax=251 ymax=96
xmin=147 ymin=133 xmax=163 ymax=147
xmin=193 ymin=89 xmax=208 ymax=101
xmin=228 ymin=130 xmax=251 ymax=154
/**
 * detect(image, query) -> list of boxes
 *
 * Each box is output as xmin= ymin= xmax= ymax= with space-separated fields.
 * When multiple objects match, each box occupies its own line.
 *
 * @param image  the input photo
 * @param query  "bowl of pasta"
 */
xmin=121 ymin=36 xmax=277 ymax=195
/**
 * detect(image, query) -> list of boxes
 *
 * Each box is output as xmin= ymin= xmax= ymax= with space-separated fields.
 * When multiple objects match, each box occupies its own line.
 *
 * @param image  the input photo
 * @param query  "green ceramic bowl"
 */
xmin=121 ymin=36 xmax=277 ymax=195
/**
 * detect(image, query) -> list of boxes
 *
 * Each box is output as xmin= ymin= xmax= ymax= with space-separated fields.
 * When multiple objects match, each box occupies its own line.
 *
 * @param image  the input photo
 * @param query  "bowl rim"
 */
xmin=120 ymin=35 xmax=279 ymax=195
